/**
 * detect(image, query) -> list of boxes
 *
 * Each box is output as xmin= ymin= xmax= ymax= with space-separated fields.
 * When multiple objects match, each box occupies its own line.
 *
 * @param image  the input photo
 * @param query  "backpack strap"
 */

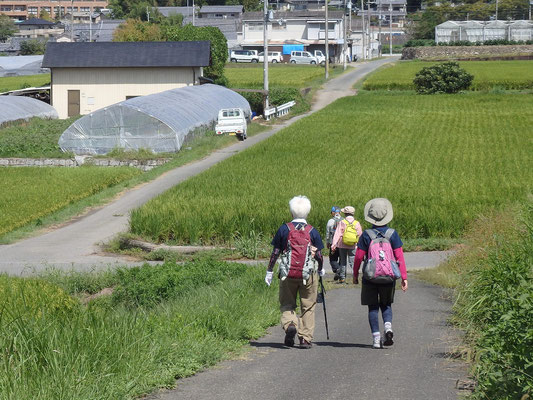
xmin=303 ymin=224 xmax=313 ymax=234
xmin=365 ymin=229 xmax=378 ymax=240
xmin=286 ymin=222 xmax=295 ymax=231
xmin=383 ymin=228 xmax=395 ymax=240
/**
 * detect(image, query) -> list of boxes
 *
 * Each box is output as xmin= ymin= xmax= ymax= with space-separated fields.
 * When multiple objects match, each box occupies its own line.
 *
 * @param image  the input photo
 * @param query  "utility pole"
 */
xmin=325 ymin=0 xmax=329 ymax=79
xmin=495 ymin=0 xmax=498 ymax=20
xmin=389 ymin=3 xmax=392 ymax=55
xmin=70 ymin=0 xmax=74 ymax=41
xmin=378 ymin=0 xmax=381 ymax=57
xmin=263 ymin=0 xmax=269 ymax=110
xmin=146 ymin=5 xmax=150 ymax=22
xmin=367 ymin=1 xmax=371 ymax=59
xmin=343 ymin=0 xmax=347 ymax=69
xmin=361 ymin=0 xmax=365 ymax=60
xmin=192 ymin=0 xmax=195 ymax=26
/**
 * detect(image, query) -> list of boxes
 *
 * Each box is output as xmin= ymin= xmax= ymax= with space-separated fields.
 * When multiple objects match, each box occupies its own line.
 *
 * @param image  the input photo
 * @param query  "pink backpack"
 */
xmin=362 ymin=229 xmax=401 ymax=284
xmin=279 ymin=223 xmax=315 ymax=281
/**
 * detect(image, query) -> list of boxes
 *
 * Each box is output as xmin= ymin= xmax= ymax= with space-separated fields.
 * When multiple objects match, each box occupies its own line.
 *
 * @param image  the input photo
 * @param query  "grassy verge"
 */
xmin=0 ymin=259 xmax=279 ymax=399
xmin=363 ymin=60 xmax=533 ymax=91
xmin=415 ymin=201 xmax=532 ymax=399
xmin=129 ymin=91 xmax=533 ymax=245
xmin=0 ymin=122 xmax=271 ymax=244
xmin=0 ymin=73 xmax=50 ymax=93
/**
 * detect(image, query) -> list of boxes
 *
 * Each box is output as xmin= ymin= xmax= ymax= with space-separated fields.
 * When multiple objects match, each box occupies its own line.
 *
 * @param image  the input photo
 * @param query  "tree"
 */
xmin=39 ymin=10 xmax=53 ymax=21
xmin=0 ymin=15 xmax=16 ymax=42
xmin=113 ymin=19 xmax=164 ymax=41
xmin=20 ymin=39 xmax=47 ymax=55
xmin=413 ymin=62 xmax=474 ymax=94
xmin=163 ymin=24 xmax=228 ymax=85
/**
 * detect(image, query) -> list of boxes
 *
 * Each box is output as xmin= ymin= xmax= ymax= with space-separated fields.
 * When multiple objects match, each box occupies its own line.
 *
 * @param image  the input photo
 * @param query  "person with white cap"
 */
xmin=264 ymin=195 xmax=325 ymax=349
xmin=352 ymin=198 xmax=408 ymax=349
xmin=331 ymin=206 xmax=363 ymax=284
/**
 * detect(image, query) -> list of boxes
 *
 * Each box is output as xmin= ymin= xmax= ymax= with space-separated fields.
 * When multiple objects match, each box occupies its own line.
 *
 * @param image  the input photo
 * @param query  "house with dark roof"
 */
xmin=42 ymin=41 xmax=210 ymax=118
xmin=198 ymin=5 xmax=243 ymax=19
xmin=15 ymin=17 xmax=63 ymax=38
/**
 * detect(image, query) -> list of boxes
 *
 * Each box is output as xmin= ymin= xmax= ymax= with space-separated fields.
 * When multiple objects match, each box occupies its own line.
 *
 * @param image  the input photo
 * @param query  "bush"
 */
xmin=404 ymin=39 xmax=436 ymax=47
xmin=413 ymin=61 xmax=474 ymax=94
xmin=240 ymin=87 xmax=306 ymax=115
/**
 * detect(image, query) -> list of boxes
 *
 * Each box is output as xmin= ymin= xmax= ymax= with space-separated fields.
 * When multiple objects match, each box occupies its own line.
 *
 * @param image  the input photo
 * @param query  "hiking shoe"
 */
xmin=338 ymin=279 xmax=345 ymax=284
xmin=299 ymin=337 xmax=312 ymax=349
xmin=384 ymin=330 xmax=394 ymax=346
xmin=284 ymin=324 xmax=297 ymax=347
xmin=334 ymin=274 xmax=340 ymax=281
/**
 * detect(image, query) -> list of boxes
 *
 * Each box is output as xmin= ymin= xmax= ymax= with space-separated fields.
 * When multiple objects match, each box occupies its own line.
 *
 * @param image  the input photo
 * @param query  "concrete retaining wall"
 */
xmin=0 ymin=157 xmax=169 ymax=171
xmin=402 ymin=45 xmax=533 ymax=60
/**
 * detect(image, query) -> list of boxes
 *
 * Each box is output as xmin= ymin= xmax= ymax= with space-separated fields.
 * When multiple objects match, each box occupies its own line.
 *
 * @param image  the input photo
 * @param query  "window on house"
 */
xmin=0 ymin=6 xmax=12 ymax=11
xmin=248 ymin=22 xmax=263 ymax=31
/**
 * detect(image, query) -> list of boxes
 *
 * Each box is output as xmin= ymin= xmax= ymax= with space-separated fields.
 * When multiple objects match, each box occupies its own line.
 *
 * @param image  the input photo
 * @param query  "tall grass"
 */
xmin=0 ymin=73 xmax=50 ymax=93
xmin=0 ymin=166 xmax=141 ymax=236
xmin=130 ymin=92 xmax=533 ymax=244
xmin=0 ymin=260 xmax=279 ymax=399
xmin=419 ymin=201 xmax=532 ymax=399
xmin=363 ymin=60 xmax=533 ymax=91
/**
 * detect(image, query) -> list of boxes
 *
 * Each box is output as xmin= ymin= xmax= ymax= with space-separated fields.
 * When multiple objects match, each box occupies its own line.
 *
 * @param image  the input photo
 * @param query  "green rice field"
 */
xmin=363 ymin=60 xmax=533 ymax=91
xmin=130 ymin=92 xmax=533 ymax=244
xmin=0 ymin=73 xmax=50 ymax=93
xmin=226 ymin=64 xmax=331 ymax=88
xmin=0 ymin=167 xmax=141 ymax=236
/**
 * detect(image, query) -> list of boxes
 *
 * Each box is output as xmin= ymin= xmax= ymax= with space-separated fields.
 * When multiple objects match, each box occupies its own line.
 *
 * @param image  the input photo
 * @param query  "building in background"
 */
xmin=13 ymin=17 xmax=62 ymax=38
xmin=198 ymin=5 xmax=243 ymax=19
xmin=0 ymin=0 xmax=108 ymax=21
xmin=42 ymin=41 xmax=210 ymax=119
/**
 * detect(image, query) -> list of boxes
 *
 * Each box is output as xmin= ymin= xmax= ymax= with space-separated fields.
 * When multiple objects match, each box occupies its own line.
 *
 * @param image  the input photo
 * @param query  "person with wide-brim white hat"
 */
xmin=352 ymin=198 xmax=408 ymax=349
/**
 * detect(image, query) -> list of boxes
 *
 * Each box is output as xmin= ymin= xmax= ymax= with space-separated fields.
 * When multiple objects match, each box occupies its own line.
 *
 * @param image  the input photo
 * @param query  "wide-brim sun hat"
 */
xmin=341 ymin=206 xmax=355 ymax=215
xmin=364 ymin=198 xmax=393 ymax=226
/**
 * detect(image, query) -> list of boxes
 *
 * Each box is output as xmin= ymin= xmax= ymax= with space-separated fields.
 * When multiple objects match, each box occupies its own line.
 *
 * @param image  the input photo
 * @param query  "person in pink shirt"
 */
xmin=330 ymin=206 xmax=363 ymax=283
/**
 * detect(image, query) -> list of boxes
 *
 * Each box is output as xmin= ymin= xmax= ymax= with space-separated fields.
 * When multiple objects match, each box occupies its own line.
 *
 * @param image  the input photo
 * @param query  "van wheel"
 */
xmin=290 ymin=60 xmax=296 ymax=64
xmin=231 ymin=58 xmax=237 ymax=63
xmin=272 ymin=59 xmax=278 ymax=63
xmin=311 ymin=60 xmax=316 ymax=64
xmin=252 ymin=59 xmax=258 ymax=63
xmin=320 ymin=61 xmax=326 ymax=66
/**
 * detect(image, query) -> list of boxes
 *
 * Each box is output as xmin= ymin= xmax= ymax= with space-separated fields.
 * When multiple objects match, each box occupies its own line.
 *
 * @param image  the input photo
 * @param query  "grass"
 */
xmin=363 ymin=60 xmax=533 ymax=91
xmin=0 ymin=122 xmax=271 ymax=243
xmin=226 ymin=63 xmax=346 ymax=89
xmin=0 ymin=166 xmax=142 ymax=236
xmin=129 ymin=91 xmax=533 ymax=246
xmin=0 ymin=259 xmax=280 ymax=399
xmin=0 ymin=117 xmax=78 ymax=158
xmin=416 ymin=201 xmax=532 ymax=399
xmin=0 ymin=73 xmax=50 ymax=93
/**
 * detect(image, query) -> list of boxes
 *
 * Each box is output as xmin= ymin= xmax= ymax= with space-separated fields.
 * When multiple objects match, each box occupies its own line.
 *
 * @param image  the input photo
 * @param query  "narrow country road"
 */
xmin=0 ymin=57 xmax=398 ymax=275
xmin=146 ymin=277 xmax=467 ymax=400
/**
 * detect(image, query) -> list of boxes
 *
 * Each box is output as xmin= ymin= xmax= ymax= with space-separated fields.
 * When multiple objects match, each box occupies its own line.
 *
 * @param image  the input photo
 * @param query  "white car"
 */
xmin=313 ymin=50 xmax=326 ymax=65
xmin=230 ymin=50 xmax=259 ymax=63
xmin=258 ymin=51 xmax=283 ymax=63
xmin=290 ymin=50 xmax=318 ymax=65
xmin=215 ymin=108 xmax=247 ymax=141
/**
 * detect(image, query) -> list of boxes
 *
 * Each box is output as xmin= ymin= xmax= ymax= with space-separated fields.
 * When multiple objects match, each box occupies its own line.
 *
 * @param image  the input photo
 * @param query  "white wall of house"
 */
xmin=242 ymin=19 xmax=342 ymax=41
xmin=51 ymin=66 xmax=202 ymax=119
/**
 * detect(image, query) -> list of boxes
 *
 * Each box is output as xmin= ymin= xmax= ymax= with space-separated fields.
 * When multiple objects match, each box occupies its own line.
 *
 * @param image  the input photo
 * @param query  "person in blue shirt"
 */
xmin=264 ymin=195 xmax=324 ymax=349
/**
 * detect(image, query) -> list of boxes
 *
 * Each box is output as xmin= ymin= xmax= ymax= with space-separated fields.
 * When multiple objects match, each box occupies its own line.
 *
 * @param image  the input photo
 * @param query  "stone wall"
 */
xmin=402 ymin=45 xmax=533 ymax=60
xmin=0 ymin=157 xmax=169 ymax=171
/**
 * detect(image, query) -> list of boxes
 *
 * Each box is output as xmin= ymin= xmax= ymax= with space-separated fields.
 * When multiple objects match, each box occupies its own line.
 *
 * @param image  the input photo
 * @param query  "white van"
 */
xmin=290 ymin=51 xmax=318 ymax=65
xmin=258 ymin=51 xmax=282 ymax=63
xmin=230 ymin=50 xmax=259 ymax=63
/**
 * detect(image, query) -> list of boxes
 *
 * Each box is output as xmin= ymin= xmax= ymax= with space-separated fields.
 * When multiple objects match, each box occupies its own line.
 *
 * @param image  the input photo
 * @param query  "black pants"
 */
xmin=329 ymin=247 xmax=339 ymax=273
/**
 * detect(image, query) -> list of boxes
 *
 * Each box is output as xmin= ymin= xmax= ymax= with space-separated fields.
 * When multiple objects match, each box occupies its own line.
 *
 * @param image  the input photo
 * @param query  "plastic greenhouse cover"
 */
xmin=59 ymin=84 xmax=252 ymax=155
xmin=0 ymin=96 xmax=58 ymax=126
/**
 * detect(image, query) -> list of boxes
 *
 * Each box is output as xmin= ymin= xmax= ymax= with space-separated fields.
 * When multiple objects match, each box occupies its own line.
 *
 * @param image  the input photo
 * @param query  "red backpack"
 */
xmin=279 ymin=223 xmax=316 ymax=280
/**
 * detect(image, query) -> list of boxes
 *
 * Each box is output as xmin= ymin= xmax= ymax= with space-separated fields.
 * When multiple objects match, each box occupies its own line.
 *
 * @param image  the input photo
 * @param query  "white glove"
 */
xmin=319 ymin=268 xmax=325 ymax=277
xmin=265 ymin=271 xmax=274 ymax=286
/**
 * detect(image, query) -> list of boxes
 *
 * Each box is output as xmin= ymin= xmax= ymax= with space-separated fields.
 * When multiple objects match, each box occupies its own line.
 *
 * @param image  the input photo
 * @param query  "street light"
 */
xmin=263 ymin=0 xmax=269 ymax=110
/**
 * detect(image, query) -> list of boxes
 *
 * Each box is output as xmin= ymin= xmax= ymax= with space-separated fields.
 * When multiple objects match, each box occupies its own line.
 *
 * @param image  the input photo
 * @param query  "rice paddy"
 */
xmin=226 ymin=64 xmax=333 ymax=88
xmin=129 ymin=91 xmax=533 ymax=244
xmin=363 ymin=60 xmax=533 ymax=91
xmin=0 ymin=167 xmax=141 ymax=236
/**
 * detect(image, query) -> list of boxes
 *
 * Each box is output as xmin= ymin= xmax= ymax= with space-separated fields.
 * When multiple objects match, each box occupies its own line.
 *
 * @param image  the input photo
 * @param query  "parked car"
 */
xmin=313 ymin=50 xmax=326 ymax=65
xmin=215 ymin=108 xmax=247 ymax=141
xmin=230 ymin=50 xmax=259 ymax=63
xmin=290 ymin=51 xmax=318 ymax=65
xmin=258 ymin=51 xmax=283 ymax=63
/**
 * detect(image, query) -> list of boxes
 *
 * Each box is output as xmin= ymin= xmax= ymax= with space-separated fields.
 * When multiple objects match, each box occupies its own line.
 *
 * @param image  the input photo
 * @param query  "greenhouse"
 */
xmin=435 ymin=20 xmax=533 ymax=43
xmin=59 ymin=84 xmax=252 ymax=155
xmin=0 ymin=96 xmax=58 ymax=127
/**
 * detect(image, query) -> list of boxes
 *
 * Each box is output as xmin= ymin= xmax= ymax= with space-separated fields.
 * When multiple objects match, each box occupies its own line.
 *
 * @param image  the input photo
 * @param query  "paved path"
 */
xmin=147 ymin=278 xmax=466 ymax=400
xmin=0 ymin=58 xmax=399 ymax=275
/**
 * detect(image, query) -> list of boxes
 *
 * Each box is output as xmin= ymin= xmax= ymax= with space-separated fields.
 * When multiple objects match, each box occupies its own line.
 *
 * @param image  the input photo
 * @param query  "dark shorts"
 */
xmin=361 ymin=280 xmax=395 ymax=306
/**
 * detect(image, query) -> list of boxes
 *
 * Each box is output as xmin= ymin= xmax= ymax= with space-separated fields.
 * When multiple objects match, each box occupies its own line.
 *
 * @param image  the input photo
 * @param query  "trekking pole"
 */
xmin=317 ymin=276 xmax=330 ymax=340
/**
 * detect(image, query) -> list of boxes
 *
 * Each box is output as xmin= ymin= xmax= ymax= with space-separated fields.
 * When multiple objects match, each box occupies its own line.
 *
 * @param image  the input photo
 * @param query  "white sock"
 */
xmin=384 ymin=322 xmax=392 ymax=332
